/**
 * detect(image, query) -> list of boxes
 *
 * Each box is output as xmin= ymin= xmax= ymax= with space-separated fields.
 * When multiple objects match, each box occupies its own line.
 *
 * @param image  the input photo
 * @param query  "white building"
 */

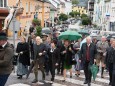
xmin=93 ymin=0 xmax=115 ymax=31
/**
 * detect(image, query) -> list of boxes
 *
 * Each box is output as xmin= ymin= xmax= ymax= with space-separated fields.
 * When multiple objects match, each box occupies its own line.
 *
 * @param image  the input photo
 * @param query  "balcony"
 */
xmin=0 ymin=7 xmax=24 ymax=20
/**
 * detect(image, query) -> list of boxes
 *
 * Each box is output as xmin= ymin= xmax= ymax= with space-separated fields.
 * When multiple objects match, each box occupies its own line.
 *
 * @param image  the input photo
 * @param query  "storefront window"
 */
xmin=0 ymin=0 xmax=7 ymax=7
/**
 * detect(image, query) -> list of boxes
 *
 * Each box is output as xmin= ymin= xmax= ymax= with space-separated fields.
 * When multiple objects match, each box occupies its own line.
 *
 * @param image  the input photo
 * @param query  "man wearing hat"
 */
xmin=0 ymin=32 xmax=14 ymax=86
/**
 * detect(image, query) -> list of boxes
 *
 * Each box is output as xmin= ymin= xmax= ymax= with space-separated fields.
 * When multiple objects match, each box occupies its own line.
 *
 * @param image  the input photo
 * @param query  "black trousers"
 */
xmin=49 ymin=62 xmax=55 ymax=78
xmin=84 ymin=61 xmax=92 ymax=83
xmin=0 ymin=74 xmax=10 ymax=86
xmin=57 ymin=57 xmax=64 ymax=74
xmin=108 ymin=63 xmax=113 ymax=83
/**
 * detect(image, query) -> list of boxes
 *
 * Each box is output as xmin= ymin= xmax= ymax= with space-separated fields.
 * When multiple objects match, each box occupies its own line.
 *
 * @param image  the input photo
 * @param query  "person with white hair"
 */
xmin=80 ymin=36 xmax=97 ymax=86
xmin=32 ymin=36 xmax=47 ymax=83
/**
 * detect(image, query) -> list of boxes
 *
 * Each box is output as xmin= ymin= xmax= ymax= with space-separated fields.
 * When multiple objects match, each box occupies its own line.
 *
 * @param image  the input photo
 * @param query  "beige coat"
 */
xmin=0 ymin=42 xmax=14 ymax=74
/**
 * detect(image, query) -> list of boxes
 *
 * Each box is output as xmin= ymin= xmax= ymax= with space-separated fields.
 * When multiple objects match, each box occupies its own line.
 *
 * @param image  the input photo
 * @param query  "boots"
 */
xmin=101 ymin=67 xmax=104 ymax=78
xmin=32 ymin=72 xmax=38 ymax=83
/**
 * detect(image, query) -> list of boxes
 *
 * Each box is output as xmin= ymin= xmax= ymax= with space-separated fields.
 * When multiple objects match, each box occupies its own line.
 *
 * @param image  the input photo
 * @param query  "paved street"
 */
xmin=6 ymin=68 xmax=109 ymax=86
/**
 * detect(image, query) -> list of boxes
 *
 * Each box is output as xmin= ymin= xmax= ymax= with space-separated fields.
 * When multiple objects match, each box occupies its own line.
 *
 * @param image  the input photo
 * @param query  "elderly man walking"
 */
xmin=80 ymin=36 xmax=97 ymax=86
xmin=96 ymin=36 xmax=109 ymax=78
xmin=0 ymin=32 xmax=14 ymax=86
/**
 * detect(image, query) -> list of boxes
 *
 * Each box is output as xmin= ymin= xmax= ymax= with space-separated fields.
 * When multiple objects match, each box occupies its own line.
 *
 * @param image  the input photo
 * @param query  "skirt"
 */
xmin=64 ymin=61 xmax=72 ymax=70
xmin=17 ymin=61 xmax=28 ymax=76
xmin=74 ymin=54 xmax=81 ymax=71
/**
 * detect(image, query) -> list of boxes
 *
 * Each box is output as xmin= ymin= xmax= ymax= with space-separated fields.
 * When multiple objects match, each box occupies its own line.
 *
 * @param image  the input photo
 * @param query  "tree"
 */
xmin=32 ymin=19 xmax=42 ymax=36
xmin=32 ymin=19 xmax=41 ymax=26
xmin=72 ymin=0 xmax=79 ymax=5
xmin=82 ymin=17 xmax=91 ymax=25
xmin=35 ymin=25 xmax=42 ymax=36
xmin=69 ymin=11 xmax=80 ymax=18
xmin=59 ymin=13 xmax=68 ymax=21
xmin=74 ymin=11 xmax=80 ymax=17
xmin=69 ymin=12 xmax=75 ymax=17
xmin=81 ymin=14 xmax=88 ymax=18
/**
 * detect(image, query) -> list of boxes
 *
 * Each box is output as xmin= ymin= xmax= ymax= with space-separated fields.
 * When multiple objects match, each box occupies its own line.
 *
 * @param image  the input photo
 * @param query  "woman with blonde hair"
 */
xmin=16 ymin=36 xmax=30 ymax=79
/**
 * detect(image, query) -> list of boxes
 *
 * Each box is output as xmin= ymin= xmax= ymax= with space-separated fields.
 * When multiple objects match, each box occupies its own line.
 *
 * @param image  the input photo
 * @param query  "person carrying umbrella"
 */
xmin=80 ymin=36 xmax=97 ymax=86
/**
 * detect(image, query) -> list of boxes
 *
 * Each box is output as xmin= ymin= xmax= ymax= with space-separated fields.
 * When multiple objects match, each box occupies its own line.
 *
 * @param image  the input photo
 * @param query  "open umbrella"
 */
xmin=59 ymin=30 xmax=82 ymax=41
xmin=78 ymin=29 xmax=90 ymax=35
xmin=42 ymin=27 xmax=52 ymax=34
xmin=90 ymin=64 xmax=99 ymax=81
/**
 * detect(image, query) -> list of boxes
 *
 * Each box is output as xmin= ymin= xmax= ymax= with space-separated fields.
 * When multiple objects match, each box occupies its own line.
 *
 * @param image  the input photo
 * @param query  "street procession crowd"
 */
xmin=0 ymin=27 xmax=115 ymax=86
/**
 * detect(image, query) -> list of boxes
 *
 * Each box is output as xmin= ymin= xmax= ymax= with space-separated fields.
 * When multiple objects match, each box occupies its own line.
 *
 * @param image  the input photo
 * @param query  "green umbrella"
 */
xmin=78 ymin=29 xmax=90 ymax=35
xmin=59 ymin=30 xmax=82 ymax=41
xmin=90 ymin=64 xmax=99 ymax=81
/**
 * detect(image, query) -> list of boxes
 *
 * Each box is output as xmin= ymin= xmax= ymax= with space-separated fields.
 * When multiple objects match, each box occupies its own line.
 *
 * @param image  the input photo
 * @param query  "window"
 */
xmin=26 ymin=3 xmax=29 ymax=13
xmin=0 ymin=0 xmax=7 ymax=7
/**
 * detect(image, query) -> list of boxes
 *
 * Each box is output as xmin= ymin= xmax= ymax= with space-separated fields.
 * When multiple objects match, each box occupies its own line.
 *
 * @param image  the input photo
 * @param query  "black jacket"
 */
xmin=16 ymin=42 xmax=30 ymax=66
xmin=47 ymin=48 xmax=60 ymax=65
xmin=33 ymin=43 xmax=47 ymax=64
xmin=80 ymin=43 xmax=97 ymax=65
xmin=105 ymin=46 xmax=115 ymax=64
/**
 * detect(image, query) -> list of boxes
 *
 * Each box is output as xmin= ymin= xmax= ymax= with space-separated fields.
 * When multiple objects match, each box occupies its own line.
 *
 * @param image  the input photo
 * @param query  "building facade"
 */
xmin=93 ymin=0 xmax=115 ymax=31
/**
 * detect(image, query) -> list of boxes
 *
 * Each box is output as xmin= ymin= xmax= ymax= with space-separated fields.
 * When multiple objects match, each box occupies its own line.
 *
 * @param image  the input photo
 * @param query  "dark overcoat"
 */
xmin=33 ymin=43 xmax=47 ymax=64
xmin=16 ymin=42 xmax=30 ymax=66
xmin=80 ymin=43 xmax=97 ymax=65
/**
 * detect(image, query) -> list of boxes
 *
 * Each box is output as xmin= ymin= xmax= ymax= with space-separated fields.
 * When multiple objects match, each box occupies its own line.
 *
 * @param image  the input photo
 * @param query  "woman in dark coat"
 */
xmin=47 ymin=40 xmax=60 ymax=82
xmin=16 ymin=36 xmax=30 ymax=79
xmin=61 ymin=40 xmax=74 ymax=81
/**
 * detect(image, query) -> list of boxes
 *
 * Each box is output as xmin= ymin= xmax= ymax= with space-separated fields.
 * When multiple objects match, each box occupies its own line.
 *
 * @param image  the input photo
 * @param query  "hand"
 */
xmin=94 ymin=59 xmax=96 ymax=63
xmin=20 ymin=52 xmax=23 ymax=54
xmin=69 ymin=47 xmax=72 ymax=51
xmin=55 ymin=63 xmax=58 ymax=66
xmin=79 ymin=60 xmax=81 ymax=62
xmin=39 ymin=53 xmax=42 ymax=56
xmin=63 ymin=51 xmax=66 ymax=54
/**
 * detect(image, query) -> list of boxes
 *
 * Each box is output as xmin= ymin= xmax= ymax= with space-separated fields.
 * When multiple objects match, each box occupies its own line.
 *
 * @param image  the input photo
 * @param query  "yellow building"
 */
xmin=7 ymin=0 xmax=51 ymax=36
xmin=72 ymin=6 xmax=87 ymax=15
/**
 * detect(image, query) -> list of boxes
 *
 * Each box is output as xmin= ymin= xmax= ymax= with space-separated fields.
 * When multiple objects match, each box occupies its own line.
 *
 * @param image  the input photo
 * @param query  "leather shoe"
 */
xmin=32 ymin=79 xmax=38 ymax=83
xmin=88 ymin=83 xmax=91 ymax=86
xmin=84 ymin=80 xmax=88 ymax=84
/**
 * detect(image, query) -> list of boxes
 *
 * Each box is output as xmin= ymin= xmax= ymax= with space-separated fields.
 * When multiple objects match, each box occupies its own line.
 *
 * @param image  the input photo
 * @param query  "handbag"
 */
xmin=71 ymin=56 xmax=77 ymax=65
xmin=12 ymin=55 xmax=18 ymax=65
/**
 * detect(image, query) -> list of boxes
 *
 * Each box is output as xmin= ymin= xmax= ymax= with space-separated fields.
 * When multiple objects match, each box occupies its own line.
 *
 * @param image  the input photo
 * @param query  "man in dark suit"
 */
xmin=80 ymin=36 xmax=97 ymax=86
xmin=105 ymin=38 xmax=115 ymax=85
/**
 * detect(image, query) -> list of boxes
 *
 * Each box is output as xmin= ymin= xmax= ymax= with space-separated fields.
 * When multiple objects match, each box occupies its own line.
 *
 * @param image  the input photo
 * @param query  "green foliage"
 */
xmin=74 ymin=11 xmax=80 ymax=17
xmin=32 ymin=19 xmax=41 ymax=26
xmin=72 ymin=0 xmax=79 ymax=5
xmin=69 ymin=12 xmax=75 ymax=17
xmin=69 ymin=11 xmax=80 ymax=17
xmin=35 ymin=25 xmax=42 ymax=36
xmin=82 ymin=17 xmax=91 ymax=25
xmin=59 ymin=13 xmax=68 ymax=21
xmin=81 ymin=14 xmax=88 ymax=18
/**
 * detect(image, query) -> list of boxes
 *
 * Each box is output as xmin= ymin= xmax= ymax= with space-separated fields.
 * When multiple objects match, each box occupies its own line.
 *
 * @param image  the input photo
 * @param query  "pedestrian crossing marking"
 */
xmin=66 ymin=72 xmax=109 ymax=84
xmin=55 ymin=76 xmax=102 ymax=86
xmin=9 ymin=83 xmax=30 ymax=86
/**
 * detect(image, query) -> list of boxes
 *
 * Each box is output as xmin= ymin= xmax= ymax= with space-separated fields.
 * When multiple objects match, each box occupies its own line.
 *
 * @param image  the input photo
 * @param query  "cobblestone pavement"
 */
xmin=6 ymin=69 xmax=109 ymax=86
